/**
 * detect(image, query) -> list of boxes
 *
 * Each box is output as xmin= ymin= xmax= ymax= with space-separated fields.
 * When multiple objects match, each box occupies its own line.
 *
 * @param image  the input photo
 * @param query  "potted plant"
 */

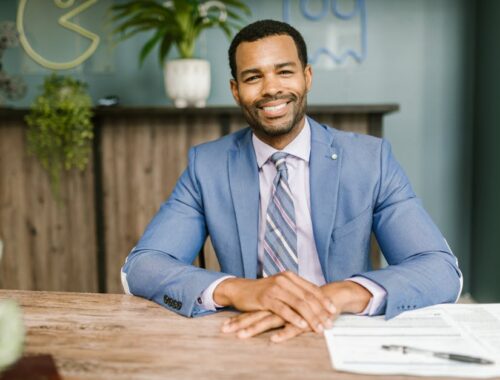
xmin=111 ymin=0 xmax=250 ymax=107
xmin=26 ymin=74 xmax=94 ymax=200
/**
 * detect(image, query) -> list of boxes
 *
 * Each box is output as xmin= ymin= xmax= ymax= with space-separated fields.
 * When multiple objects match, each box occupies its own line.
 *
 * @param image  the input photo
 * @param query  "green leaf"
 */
xmin=219 ymin=0 xmax=251 ymax=15
xmin=109 ymin=0 xmax=251 ymax=63
xmin=225 ymin=8 xmax=245 ymax=22
xmin=159 ymin=34 xmax=174 ymax=66
xmin=219 ymin=22 xmax=233 ymax=40
xmin=25 ymin=74 xmax=94 ymax=201
xmin=139 ymin=30 xmax=164 ymax=65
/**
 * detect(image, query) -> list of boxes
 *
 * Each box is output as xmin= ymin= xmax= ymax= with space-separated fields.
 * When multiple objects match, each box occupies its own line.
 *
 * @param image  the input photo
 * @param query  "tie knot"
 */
xmin=270 ymin=152 xmax=288 ymax=172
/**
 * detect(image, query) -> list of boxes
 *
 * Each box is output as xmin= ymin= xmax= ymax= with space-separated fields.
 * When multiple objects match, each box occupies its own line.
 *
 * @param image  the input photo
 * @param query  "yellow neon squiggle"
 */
xmin=17 ymin=0 xmax=100 ymax=70
xmin=54 ymin=0 xmax=74 ymax=9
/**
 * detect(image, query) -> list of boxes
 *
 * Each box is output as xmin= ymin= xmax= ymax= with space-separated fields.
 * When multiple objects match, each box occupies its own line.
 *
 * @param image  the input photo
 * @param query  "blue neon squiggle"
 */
xmin=299 ymin=0 xmax=328 ymax=21
xmin=332 ymin=0 xmax=359 ymax=20
xmin=283 ymin=0 xmax=367 ymax=65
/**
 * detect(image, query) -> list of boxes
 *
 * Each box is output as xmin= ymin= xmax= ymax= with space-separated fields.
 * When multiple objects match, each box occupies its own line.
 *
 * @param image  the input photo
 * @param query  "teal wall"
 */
xmin=1 ymin=0 xmax=474 ymax=293
xmin=471 ymin=0 xmax=500 ymax=302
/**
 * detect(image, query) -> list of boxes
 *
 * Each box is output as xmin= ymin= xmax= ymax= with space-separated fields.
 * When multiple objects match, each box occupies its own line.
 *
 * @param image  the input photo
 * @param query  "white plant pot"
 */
xmin=164 ymin=59 xmax=211 ymax=108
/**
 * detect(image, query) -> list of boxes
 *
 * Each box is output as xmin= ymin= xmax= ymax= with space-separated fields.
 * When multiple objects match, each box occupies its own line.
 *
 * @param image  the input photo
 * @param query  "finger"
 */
xmin=282 ymin=272 xmax=337 ymax=315
xmin=224 ymin=310 xmax=270 ymax=326
xmin=284 ymin=272 xmax=337 ymax=332
xmin=270 ymin=323 xmax=306 ymax=343
xmin=237 ymin=313 xmax=285 ymax=339
xmin=267 ymin=299 xmax=309 ymax=330
xmin=221 ymin=311 xmax=271 ymax=333
xmin=268 ymin=278 xmax=330 ymax=333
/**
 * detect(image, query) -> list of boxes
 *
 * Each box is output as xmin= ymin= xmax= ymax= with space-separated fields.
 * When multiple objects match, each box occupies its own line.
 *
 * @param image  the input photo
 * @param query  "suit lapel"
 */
xmin=228 ymin=129 xmax=260 ymax=279
xmin=308 ymin=118 xmax=341 ymax=283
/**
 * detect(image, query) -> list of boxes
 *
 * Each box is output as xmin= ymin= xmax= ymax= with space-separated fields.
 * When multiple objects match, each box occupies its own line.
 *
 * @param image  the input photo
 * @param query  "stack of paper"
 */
xmin=324 ymin=304 xmax=500 ymax=377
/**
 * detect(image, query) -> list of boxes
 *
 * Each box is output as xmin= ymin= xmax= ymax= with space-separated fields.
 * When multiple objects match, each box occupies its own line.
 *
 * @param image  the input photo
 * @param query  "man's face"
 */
xmin=230 ymin=35 xmax=312 ymax=140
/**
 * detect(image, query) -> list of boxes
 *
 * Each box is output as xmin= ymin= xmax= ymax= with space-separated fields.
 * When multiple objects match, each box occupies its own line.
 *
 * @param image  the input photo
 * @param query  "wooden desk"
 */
xmin=0 ymin=290 xmax=475 ymax=380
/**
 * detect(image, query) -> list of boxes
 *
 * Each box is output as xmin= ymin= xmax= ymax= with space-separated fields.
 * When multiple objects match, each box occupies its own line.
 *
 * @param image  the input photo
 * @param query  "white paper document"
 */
xmin=324 ymin=304 xmax=500 ymax=378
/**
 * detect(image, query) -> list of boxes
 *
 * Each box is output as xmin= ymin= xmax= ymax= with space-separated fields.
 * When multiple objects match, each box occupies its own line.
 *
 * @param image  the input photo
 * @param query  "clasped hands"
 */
xmin=213 ymin=271 xmax=371 ymax=343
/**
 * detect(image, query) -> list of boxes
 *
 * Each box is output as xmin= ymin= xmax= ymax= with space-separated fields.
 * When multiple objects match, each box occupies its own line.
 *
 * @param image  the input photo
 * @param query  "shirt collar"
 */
xmin=252 ymin=118 xmax=311 ymax=169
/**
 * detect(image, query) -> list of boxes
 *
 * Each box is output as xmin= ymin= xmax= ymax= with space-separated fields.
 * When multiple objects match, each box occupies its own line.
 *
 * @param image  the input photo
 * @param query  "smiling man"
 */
xmin=121 ymin=20 xmax=462 ymax=342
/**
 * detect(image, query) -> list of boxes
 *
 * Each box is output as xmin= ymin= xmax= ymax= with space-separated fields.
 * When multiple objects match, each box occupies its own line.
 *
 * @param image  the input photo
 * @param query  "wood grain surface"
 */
xmin=0 ymin=290 xmax=478 ymax=380
xmin=0 ymin=120 xmax=98 ymax=293
xmin=100 ymin=114 xmax=222 ymax=292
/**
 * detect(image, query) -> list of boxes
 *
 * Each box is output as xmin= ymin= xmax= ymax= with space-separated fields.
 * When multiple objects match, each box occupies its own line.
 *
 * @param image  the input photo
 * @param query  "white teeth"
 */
xmin=263 ymin=103 xmax=287 ymax=112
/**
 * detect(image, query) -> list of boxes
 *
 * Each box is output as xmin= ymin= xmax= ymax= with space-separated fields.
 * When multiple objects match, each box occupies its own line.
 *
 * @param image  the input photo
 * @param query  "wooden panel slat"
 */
xmin=102 ymin=115 xmax=221 ymax=293
xmin=0 ymin=121 xmax=31 ymax=289
xmin=0 ymin=121 xmax=97 ymax=292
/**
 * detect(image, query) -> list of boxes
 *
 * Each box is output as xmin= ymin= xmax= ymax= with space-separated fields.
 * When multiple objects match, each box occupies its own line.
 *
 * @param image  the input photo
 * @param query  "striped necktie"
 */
xmin=262 ymin=152 xmax=298 ymax=276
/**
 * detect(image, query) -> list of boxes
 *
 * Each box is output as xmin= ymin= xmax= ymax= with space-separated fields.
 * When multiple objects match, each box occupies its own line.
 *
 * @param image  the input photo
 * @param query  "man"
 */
xmin=121 ymin=20 xmax=462 ymax=343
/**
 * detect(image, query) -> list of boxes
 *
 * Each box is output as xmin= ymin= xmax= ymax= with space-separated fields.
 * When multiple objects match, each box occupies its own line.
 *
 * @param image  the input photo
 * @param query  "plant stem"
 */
xmin=178 ymin=39 xmax=195 ymax=58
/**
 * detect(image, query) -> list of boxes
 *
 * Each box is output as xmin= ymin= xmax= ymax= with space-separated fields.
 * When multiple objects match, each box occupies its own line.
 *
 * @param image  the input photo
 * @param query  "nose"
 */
xmin=261 ymin=74 xmax=282 ymax=97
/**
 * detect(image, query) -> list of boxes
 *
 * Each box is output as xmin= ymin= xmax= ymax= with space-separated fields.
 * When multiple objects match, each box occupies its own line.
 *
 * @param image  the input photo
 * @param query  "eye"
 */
xmin=243 ymin=75 xmax=260 ymax=83
xmin=279 ymin=70 xmax=294 ymax=76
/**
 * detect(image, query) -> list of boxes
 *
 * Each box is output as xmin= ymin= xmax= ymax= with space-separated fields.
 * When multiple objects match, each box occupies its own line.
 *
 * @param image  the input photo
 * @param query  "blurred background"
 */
xmin=0 ymin=0 xmax=498 ymax=303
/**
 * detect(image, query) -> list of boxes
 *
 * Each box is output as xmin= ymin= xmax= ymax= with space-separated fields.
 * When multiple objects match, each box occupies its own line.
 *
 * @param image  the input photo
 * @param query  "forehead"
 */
xmin=234 ymin=35 xmax=300 ymax=73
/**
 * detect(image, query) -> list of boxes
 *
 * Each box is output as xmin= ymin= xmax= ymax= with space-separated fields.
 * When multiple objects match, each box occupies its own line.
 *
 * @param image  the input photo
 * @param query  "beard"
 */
xmin=239 ymin=92 xmax=307 ymax=138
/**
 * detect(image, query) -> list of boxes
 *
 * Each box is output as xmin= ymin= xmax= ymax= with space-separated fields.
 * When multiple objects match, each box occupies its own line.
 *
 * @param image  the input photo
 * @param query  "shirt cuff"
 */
xmin=196 ymin=275 xmax=236 ymax=311
xmin=347 ymin=276 xmax=387 ymax=316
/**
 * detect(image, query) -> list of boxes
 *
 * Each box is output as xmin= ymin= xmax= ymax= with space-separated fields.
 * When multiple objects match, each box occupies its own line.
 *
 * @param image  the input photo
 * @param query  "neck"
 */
xmin=253 ymin=117 xmax=306 ymax=150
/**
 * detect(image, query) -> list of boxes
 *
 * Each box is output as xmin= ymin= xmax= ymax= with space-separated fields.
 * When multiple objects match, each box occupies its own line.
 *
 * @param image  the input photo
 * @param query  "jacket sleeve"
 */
xmin=357 ymin=139 xmax=463 ymax=319
xmin=121 ymin=147 xmax=230 ymax=317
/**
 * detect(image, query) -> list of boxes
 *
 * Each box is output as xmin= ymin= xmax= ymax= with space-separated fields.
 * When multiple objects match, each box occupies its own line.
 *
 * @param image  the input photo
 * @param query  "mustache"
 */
xmin=254 ymin=94 xmax=297 ymax=108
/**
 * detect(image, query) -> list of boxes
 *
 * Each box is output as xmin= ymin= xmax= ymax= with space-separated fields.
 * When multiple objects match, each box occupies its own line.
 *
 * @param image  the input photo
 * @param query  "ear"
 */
xmin=304 ymin=64 xmax=313 ymax=93
xmin=230 ymin=79 xmax=241 ymax=105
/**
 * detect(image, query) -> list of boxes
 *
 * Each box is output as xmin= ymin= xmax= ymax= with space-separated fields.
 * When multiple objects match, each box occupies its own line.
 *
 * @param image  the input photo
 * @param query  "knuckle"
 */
xmin=274 ymin=303 xmax=287 ymax=315
xmin=311 ymin=286 xmax=324 ymax=298
xmin=306 ymin=285 xmax=321 ymax=297
xmin=295 ymin=298 xmax=311 ymax=316
xmin=296 ymin=298 xmax=310 ymax=311
xmin=274 ymin=305 xmax=295 ymax=323
xmin=260 ymin=293 xmax=273 ymax=308
xmin=267 ymin=285 xmax=280 ymax=298
xmin=271 ymin=314 xmax=284 ymax=326
xmin=274 ymin=275 xmax=287 ymax=286
xmin=304 ymin=291 xmax=317 ymax=303
xmin=230 ymin=320 xmax=242 ymax=330
xmin=246 ymin=324 xmax=259 ymax=335
xmin=257 ymin=317 xmax=272 ymax=330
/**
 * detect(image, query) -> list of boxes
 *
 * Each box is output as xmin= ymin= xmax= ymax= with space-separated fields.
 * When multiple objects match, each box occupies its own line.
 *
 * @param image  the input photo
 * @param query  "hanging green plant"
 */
xmin=26 ymin=74 xmax=94 ymax=199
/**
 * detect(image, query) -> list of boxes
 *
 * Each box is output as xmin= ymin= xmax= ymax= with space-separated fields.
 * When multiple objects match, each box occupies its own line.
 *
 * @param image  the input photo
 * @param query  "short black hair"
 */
xmin=228 ymin=19 xmax=308 ymax=80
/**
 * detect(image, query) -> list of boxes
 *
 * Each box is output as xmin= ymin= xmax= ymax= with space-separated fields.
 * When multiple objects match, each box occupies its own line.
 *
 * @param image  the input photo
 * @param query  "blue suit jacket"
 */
xmin=122 ymin=117 xmax=462 ymax=319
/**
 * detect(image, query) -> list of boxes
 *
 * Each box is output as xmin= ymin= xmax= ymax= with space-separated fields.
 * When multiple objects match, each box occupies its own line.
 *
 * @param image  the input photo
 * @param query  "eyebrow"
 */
xmin=239 ymin=61 xmax=298 ymax=78
xmin=275 ymin=61 xmax=297 ymax=69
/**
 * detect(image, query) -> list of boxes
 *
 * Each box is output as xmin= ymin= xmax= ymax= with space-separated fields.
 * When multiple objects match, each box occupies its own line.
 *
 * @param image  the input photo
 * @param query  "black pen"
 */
xmin=381 ymin=345 xmax=495 ymax=365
